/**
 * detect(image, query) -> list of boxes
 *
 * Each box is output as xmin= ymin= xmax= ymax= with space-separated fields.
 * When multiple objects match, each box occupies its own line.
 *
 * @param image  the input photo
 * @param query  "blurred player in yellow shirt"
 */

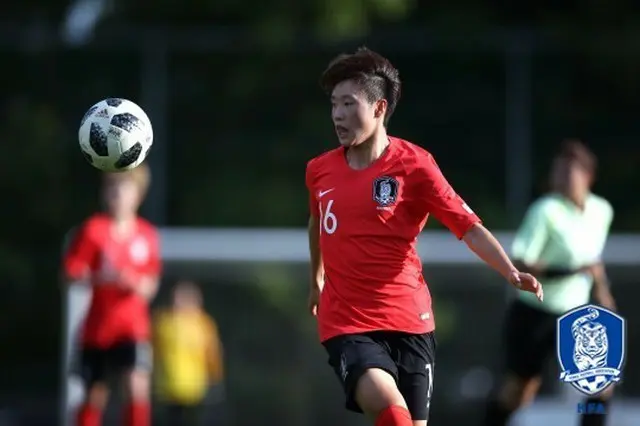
xmin=153 ymin=281 xmax=224 ymax=426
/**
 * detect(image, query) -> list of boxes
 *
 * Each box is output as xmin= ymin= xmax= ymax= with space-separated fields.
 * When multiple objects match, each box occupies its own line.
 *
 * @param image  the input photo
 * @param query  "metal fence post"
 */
xmin=140 ymin=31 xmax=169 ymax=225
xmin=504 ymin=33 xmax=533 ymax=226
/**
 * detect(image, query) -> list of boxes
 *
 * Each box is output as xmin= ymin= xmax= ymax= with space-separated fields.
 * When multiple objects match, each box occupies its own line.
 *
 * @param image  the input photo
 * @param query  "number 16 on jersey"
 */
xmin=320 ymin=200 xmax=338 ymax=235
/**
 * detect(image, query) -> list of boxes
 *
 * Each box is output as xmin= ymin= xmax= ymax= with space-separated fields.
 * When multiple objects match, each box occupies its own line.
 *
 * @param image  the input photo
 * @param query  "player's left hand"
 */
xmin=587 ymin=264 xmax=617 ymax=311
xmin=113 ymin=269 xmax=139 ymax=291
xmin=509 ymin=271 xmax=543 ymax=302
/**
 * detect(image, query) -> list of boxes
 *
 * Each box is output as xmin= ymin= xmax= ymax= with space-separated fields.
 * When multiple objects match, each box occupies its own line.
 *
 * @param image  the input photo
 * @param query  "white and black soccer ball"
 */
xmin=78 ymin=98 xmax=153 ymax=172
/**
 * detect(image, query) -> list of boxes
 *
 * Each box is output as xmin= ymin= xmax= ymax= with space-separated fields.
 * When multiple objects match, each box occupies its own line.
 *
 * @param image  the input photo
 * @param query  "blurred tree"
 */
xmin=122 ymin=0 xmax=417 ymax=42
xmin=7 ymin=0 xmax=640 ymax=30
xmin=0 ymin=96 xmax=78 ymax=389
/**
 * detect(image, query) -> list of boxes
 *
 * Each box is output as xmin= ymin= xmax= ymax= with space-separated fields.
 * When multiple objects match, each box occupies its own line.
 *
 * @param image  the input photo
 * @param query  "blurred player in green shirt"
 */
xmin=482 ymin=140 xmax=615 ymax=426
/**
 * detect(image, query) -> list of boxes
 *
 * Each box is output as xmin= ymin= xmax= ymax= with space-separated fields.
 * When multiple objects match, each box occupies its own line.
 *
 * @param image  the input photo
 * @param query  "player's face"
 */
xmin=551 ymin=158 xmax=591 ymax=194
xmin=173 ymin=283 xmax=202 ymax=309
xmin=331 ymin=80 xmax=385 ymax=147
xmin=103 ymin=176 xmax=141 ymax=218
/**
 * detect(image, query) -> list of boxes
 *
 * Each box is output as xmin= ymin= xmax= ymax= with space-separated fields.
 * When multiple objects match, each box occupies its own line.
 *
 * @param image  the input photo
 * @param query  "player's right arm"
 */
xmin=62 ymin=220 xmax=99 ymax=284
xmin=307 ymin=216 xmax=323 ymax=316
xmin=308 ymin=215 xmax=324 ymax=285
xmin=306 ymin=161 xmax=323 ymax=315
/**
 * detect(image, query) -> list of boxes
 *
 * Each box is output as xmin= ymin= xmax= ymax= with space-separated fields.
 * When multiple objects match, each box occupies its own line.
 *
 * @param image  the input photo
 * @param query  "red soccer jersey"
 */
xmin=64 ymin=213 xmax=161 ymax=348
xmin=306 ymin=137 xmax=481 ymax=342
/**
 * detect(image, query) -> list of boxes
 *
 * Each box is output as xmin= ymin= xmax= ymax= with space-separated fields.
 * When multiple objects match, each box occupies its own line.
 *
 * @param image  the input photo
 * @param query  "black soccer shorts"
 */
xmin=322 ymin=331 xmax=436 ymax=421
xmin=79 ymin=341 xmax=153 ymax=386
xmin=503 ymin=299 xmax=558 ymax=379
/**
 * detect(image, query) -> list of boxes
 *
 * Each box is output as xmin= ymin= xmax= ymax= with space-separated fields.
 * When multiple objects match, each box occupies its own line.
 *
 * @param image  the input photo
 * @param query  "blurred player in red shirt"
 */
xmin=306 ymin=48 xmax=543 ymax=426
xmin=64 ymin=164 xmax=161 ymax=426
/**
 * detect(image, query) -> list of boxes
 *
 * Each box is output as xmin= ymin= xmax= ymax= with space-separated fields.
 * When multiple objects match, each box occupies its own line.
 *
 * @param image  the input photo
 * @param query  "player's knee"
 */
xmin=86 ymin=382 xmax=109 ymax=409
xmin=498 ymin=374 xmax=541 ymax=409
xmin=592 ymin=386 xmax=614 ymax=401
xmin=124 ymin=369 xmax=150 ymax=401
xmin=355 ymin=368 xmax=407 ymax=418
xmin=412 ymin=420 xmax=426 ymax=426
xmin=585 ymin=386 xmax=613 ymax=404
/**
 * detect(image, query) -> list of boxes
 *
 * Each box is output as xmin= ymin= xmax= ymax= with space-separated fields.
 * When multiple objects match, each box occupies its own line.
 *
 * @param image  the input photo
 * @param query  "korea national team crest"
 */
xmin=129 ymin=237 xmax=150 ymax=265
xmin=557 ymin=304 xmax=626 ymax=395
xmin=373 ymin=176 xmax=399 ymax=207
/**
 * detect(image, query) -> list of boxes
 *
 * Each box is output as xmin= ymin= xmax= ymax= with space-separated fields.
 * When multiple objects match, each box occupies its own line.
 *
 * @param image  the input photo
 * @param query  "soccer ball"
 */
xmin=78 ymin=98 xmax=153 ymax=172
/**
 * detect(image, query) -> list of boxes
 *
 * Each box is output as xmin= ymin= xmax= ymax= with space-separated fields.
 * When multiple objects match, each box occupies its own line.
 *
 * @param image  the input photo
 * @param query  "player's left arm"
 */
xmin=589 ymin=263 xmax=615 ymax=310
xmin=420 ymin=155 xmax=542 ymax=300
xmin=205 ymin=316 xmax=224 ymax=383
xmin=462 ymin=224 xmax=541 ymax=297
xmin=589 ymin=203 xmax=616 ymax=310
xmin=132 ymin=274 xmax=160 ymax=301
xmin=141 ymin=229 xmax=162 ymax=300
xmin=124 ymin=228 xmax=162 ymax=300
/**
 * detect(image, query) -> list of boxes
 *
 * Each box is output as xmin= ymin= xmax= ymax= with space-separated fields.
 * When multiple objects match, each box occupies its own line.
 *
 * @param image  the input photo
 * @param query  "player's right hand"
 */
xmin=308 ymin=285 xmax=321 ymax=316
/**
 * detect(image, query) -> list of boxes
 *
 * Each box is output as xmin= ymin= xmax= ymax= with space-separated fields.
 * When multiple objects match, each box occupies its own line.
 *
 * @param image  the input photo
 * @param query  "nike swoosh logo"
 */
xmin=318 ymin=188 xmax=335 ymax=197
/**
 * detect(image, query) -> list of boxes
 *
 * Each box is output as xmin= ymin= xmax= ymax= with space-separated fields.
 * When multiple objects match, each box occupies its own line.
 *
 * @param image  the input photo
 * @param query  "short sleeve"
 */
xmin=602 ymin=200 xmax=614 ymax=233
xmin=306 ymin=161 xmax=319 ymax=218
xmin=63 ymin=221 xmax=99 ymax=279
xmin=153 ymin=311 xmax=167 ymax=337
xmin=143 ymin=227 xmax=162 ymax=276
xmin=512 ymin=201 xmax=550 ymax=264
xmin=419 ymin=154 xmax=481 ymax=239
xmin=595 ymin=198 xmax=614 ymax=258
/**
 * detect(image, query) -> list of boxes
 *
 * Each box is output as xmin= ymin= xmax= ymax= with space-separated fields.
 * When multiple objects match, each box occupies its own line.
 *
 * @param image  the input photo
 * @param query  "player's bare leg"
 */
xmin=122 ymin=368 xmax=151 ymax=426
xmin=580 ymin=386 xmax=613 ymax=426
xmin=499 ymin=373 xmax=542 ymax=408
xmin=77 ymin=382 xmax=109 ymax=426
xmin=482 ymin=373 xmax=541 ymax=425
xmin=355 ymin=368 xmax=413 ymax=426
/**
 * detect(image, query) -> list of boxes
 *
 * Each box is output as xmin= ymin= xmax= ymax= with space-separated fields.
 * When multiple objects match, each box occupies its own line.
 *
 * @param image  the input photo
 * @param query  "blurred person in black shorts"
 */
xmin=64 ymin=165 xmax=161 ymax=426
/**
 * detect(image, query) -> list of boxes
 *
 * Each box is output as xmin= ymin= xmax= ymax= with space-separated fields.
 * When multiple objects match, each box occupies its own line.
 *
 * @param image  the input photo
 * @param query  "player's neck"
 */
xmin=562 ymin=190 xmax=587 ymax=210
xmin=346 ymin=129 xmax=389 ymax=170
xmin=175 ymin=305 xmax=200 ymax=314
xmin=110 ymin=215 xmax=137 ymax=237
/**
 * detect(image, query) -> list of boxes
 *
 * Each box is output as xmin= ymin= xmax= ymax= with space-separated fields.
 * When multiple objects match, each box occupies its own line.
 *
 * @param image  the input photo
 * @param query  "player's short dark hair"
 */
xmin=174 ymin=279 xmax=201 ymax=296
xmin=320 ymin=47 xmax=401 ymax=125
xmin=557 ymin=139 xmax=597 ymax=175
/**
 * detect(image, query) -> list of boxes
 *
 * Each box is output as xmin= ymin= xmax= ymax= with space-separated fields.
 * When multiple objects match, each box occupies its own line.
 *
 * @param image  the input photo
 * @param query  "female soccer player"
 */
xmin=482 ymin=140 xmax=615 ymax=426
xmin=64 ymin=165 xmax=161 ymax=426
xmin=305 ymin=47 xmax=543 ymax=426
